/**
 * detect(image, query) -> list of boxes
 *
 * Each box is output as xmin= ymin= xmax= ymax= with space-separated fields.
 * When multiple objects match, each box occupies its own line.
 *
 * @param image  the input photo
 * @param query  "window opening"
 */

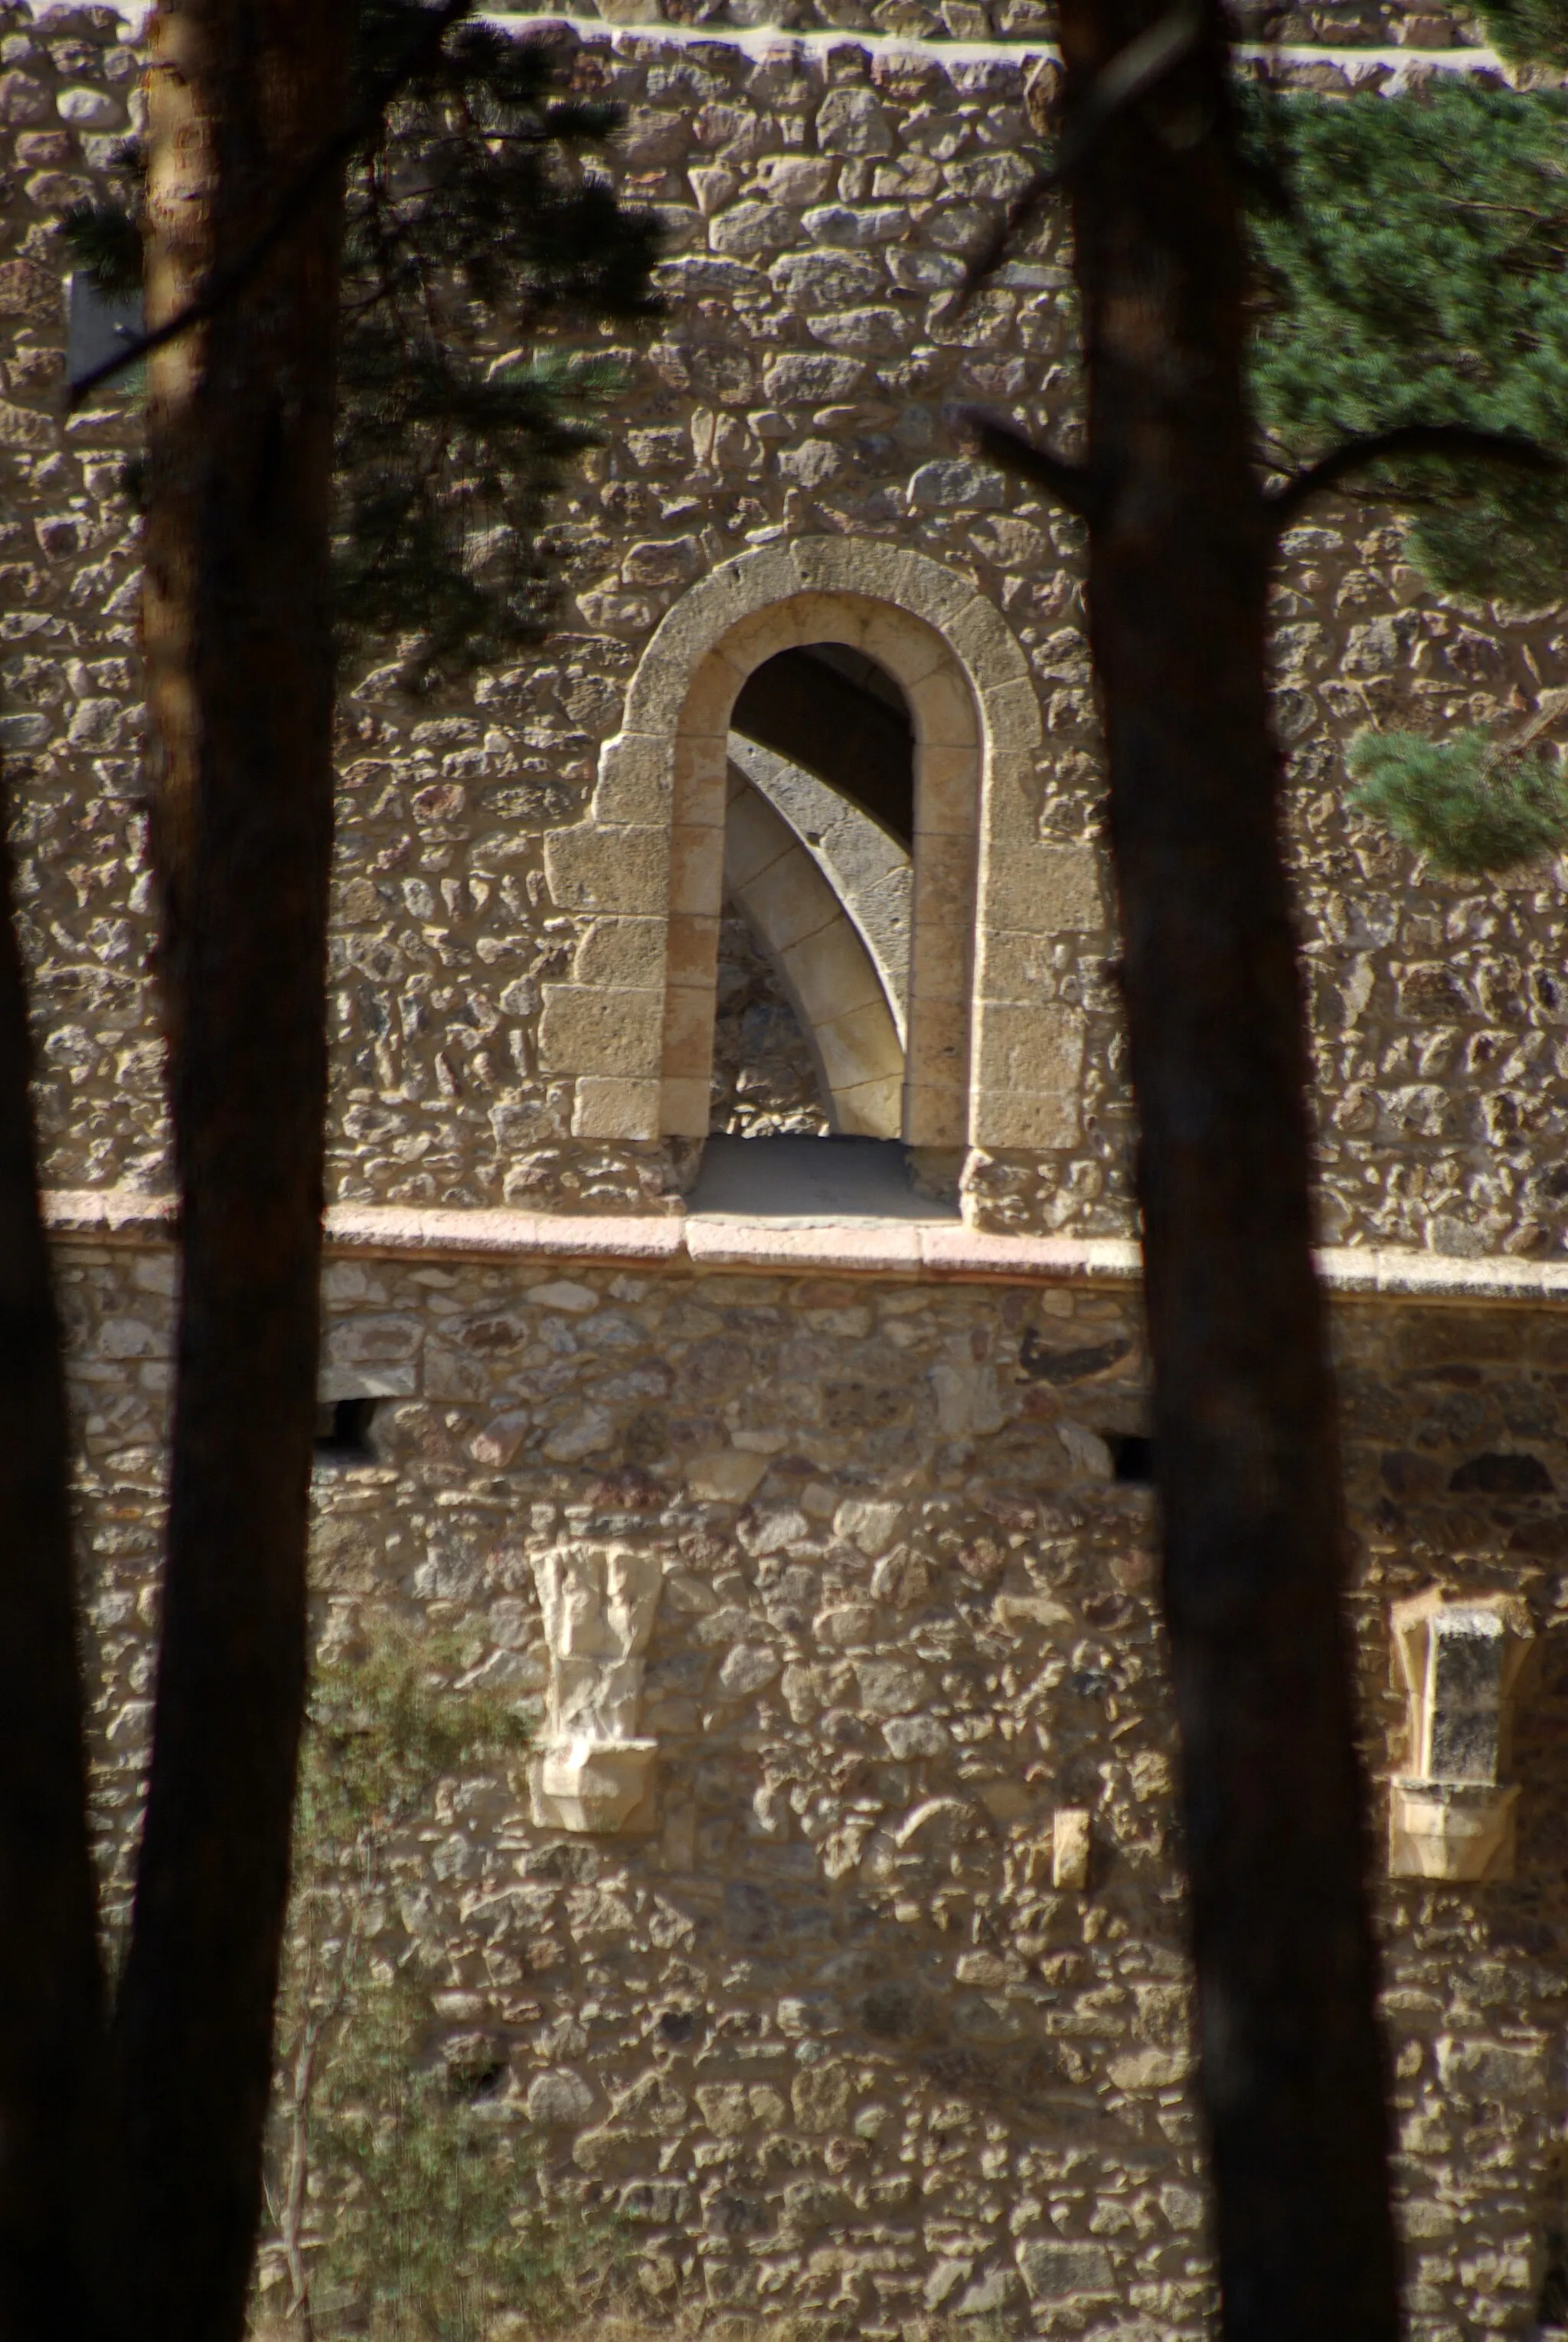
xmin=315 ymin=1396 xmax=377 ymax=1465
xmin=67 ymin=271 xmax=144 ymax=400
xmin=717 ymin=644 xmax=914 ymax=1151
xmin=731 ymin=643 xmax=913 ymax=848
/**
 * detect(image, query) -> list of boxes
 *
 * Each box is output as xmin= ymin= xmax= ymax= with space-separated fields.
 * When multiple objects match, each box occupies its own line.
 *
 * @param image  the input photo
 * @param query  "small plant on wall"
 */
xmin=256 ymin=1622 xmax=609 ymax=2341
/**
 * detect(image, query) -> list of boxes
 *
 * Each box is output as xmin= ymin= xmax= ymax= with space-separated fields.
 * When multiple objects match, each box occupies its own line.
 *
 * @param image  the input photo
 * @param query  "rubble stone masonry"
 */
xmin=11 ymin=4 xmax=1568 ymax=2335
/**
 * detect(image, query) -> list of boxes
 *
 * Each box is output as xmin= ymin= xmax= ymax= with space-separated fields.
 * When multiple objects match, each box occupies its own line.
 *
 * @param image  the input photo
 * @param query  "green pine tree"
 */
xmin=1245 ymin=50 xmax=1568 ymax=873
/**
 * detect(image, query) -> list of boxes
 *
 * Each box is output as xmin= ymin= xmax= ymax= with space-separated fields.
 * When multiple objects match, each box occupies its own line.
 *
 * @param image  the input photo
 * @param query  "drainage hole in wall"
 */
xmin=1106 ymin=1433 xmax=1157 ymax=1487
xmin=315 ymin=1396 xmax=377 ymax=1465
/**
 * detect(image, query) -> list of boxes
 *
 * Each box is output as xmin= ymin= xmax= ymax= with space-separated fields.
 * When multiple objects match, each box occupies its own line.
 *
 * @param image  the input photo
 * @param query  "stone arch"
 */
xmin=541 ymin=536 xmax=1092 ymax=1161
xmin=724 ymin=764 xmax=904 ymax=1139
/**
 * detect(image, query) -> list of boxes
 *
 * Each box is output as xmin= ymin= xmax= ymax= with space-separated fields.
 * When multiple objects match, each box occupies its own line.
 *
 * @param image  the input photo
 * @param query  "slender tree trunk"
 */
xmin=1060 ymin=2 xmax=1402 ymax=2333
xmin=103 ymin=6 xmax=352 ymax=2336
xmin=0 ymin=805 xmax=104 ymax=2342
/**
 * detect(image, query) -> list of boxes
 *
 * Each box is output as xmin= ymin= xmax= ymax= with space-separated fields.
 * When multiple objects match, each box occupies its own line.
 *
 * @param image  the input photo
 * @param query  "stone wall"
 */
xmin=64 ymin=1217 xmax=1568 ymax=2337
xmin=3 ymin=11 xmax=1568 ymax=1249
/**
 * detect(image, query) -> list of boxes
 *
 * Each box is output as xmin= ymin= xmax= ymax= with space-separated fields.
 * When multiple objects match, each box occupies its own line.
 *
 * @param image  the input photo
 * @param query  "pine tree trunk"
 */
xmin=0 ymin=813 xmax=104 ymax=2341
xmin=103 ymin=5 xmax=352 ymax=2334
xmin=1060 ymin=1 xmax=1402 ymax=2332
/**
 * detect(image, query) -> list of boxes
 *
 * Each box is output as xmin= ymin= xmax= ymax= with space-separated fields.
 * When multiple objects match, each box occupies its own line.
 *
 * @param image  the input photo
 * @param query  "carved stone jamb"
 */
xmin=529 ymin=1545 xmax=663 ymax=1834
xmin=1389 ymin=1588 xmax=1534 ymax=1883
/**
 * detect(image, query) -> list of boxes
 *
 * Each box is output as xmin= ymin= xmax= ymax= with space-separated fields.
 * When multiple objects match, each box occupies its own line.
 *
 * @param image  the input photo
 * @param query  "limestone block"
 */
xmin=686 ymin=1448 xmax=769 ymax=1501
xmin=973 ymin=927 xmax=1061 ymax=1003
xmin=529 ymin=1545 xmax=663 ymax=1835
xmin=907 ymin=995 xmax=969 ymax=1088
xmin=942 ymin=594 xmax=1035 ymax=695
xmin=836 ymin=1073 xmax=903 ymax=1138
xmin=1052 ymin=1806 xmax=1092 ymax=1890
xmin=659 ymin=1075 xmax=710 ymax=1139
xmin=790 ymin=536 xmax=907 ymax=600
xmin=1016 ymin=2241 xmax=1116 ymax=2301
xmin=724 ymin=593 xmax=827 ymax=675
xmin=912 ymin=829 xmax=978 ymax=936
xmin=671 ymin=733 xmax=728 ymax=825
xmin=903 ymin=1076 xmax=967 ymax=1149
xmin=737 ymin=837 xmax=838 ymax=955
xmin=857 ymin=606 xmax=946 ymax=696
xmin=985 ymin=676 xmax=1049 ymax=753
xmin=986 ymin=747 xmax=1048 ymax=844
xmin=670 ymin=820 xmax=726 ymax=919
xmin=916 ymin=740 xmax=979 ymax=838
xmin=781 ymin=915 xmax=885 ymax=1027
xmin=573 ymin=916 xmax=666 ymax=990
xmin=538 ymin=984 xmax=663 ymax=1078
xmin=593 ymin=732 xmax=673 ymax=824
xmin=982 ymin=842 xmax=1106 ymax=945
xmin=572 ymin=1077 xmax=661 ymax=1142
xmin=971 ymin=1004 xmax=1086 ymax=1146
xmin=816 ymin=999 xmax=906 ymax=1097
xmin=909 ymin=660 xmax=979 ymax=750
xmin=544 ymin=824 xmax=668 ymax=918
xmin=661 ymin=982 xmax=717 ymax=1083
xmin=910 ymin=916 xmax=972 ymax=1011
xmin=724 ymin=786 xmax=792 ymax=893
xmin=971 ymin=1085 xmax=1080 ymax=1151
xmin=1389 ymin=1588 xmax=1534 ymax=1882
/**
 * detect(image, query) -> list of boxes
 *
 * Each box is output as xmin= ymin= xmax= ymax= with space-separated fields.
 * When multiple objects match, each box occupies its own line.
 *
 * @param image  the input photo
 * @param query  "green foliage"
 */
xmin=66 ymin=0 xmax=659 ymax=681
xmin=1246 ymin=77 xmax=1568 ymax=606
xmin=1469 ymin=0 xmax=1568 ymax=67
xmin=1345 ymin=725 xmax=1568 ymax=873
xmin=307 ymin=1980 xmax=593 ymax=2342
xmin=262 ymin=1624 xmax=604 ymax=2342
xmin=60 ymin=191 xmax=141 ymax=294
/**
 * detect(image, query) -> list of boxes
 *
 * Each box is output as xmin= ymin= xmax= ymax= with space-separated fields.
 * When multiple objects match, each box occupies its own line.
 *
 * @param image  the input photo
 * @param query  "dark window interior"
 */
xmin=315 ymin=1396 xmax=377 ymax=1464
xmin=730 ymin=644 xmax=914 ymax=848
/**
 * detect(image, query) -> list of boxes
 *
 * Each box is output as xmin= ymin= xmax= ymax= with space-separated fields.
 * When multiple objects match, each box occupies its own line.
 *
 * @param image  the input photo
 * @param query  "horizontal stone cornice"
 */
xmin=38 ymin=1186 xmax=1568 ymax=1302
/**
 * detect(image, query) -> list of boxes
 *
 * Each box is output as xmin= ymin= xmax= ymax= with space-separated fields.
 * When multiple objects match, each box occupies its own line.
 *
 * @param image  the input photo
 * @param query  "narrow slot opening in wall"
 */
xmin=1107 ymin=1433 xmax=1157 ymax=1487
xmin=315 ymin=1396 xmax=377 ymax=1465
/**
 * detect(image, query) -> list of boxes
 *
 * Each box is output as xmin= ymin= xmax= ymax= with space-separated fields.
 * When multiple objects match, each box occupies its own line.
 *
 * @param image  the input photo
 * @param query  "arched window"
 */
xmin=716 ymin=645 xmax=913 ymax=1142
xmin=541 ymin=538 xmax=1095 ymax=1194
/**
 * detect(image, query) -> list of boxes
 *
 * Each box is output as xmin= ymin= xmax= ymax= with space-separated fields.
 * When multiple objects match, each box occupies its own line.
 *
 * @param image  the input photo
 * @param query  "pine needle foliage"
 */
xmin=1469 ymin=0 xmax=1568 ymax=67
xmin=64 ymin=0 xmax=660 ymax=683
xmin=1346 ymin=727 xmax=1568 ymax=874
xmin=261 ymin=1623 xmax=605 ymax=2342
xmin=1246 ymin=77 xmax=1568 ymax=608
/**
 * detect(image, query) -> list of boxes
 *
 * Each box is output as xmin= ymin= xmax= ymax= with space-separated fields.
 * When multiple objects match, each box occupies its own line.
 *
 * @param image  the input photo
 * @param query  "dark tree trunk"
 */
xmin=103 ymin=6 xmax=352 ymax=2337
xmin=0 ymin=809 xmax=104 ymax=2342
xmin=1061 ymin=1 xmax=1402 ymax=2333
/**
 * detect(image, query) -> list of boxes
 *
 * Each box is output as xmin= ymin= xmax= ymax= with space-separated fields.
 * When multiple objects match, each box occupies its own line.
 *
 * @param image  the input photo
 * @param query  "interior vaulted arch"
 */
xmin=730 ymin=644 xmax=915 ymax=849
xmin=723 ymin=766 xmax=905 ymax=1139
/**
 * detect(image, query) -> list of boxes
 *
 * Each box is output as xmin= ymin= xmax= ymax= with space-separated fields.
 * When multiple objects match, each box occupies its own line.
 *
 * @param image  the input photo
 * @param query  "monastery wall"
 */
xmin=2 ymin=8 xmax=1567 ymax=1253
xmin=56 ymin=1207 xmax=1568 ymax=2338
xmin=9 ymin=9 xmax=1568 ymax=2339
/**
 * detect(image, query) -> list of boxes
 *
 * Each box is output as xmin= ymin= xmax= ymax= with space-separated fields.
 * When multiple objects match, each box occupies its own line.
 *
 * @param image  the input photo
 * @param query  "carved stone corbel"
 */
xmin=529 ymin=1544 xmax=662 ymax=1834
xmin=1389 ymin=1588 xmax=1534 ymax=1883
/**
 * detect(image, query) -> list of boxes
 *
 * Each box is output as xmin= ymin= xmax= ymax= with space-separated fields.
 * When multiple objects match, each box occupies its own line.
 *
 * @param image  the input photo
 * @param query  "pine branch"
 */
xmin=1266 ymin=426 xmax=1560 ymax=524
xmin=956 ymin=0 xmax=1204 ymax=310
xmin=958 ymin=411 xmax=1098 ymax=520
xmin=67 ymin=0 xmax=474 ymax=404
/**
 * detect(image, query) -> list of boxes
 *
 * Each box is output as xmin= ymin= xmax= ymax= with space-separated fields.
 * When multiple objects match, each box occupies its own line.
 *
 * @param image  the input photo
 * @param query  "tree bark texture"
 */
xmin=106 ymin=7 xmax=352 ymax=2337
xmin=0 ymin=808 xmax=104 ymax=2342
xmin=1060 ymin=2 xmax=1402 ymax=2334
